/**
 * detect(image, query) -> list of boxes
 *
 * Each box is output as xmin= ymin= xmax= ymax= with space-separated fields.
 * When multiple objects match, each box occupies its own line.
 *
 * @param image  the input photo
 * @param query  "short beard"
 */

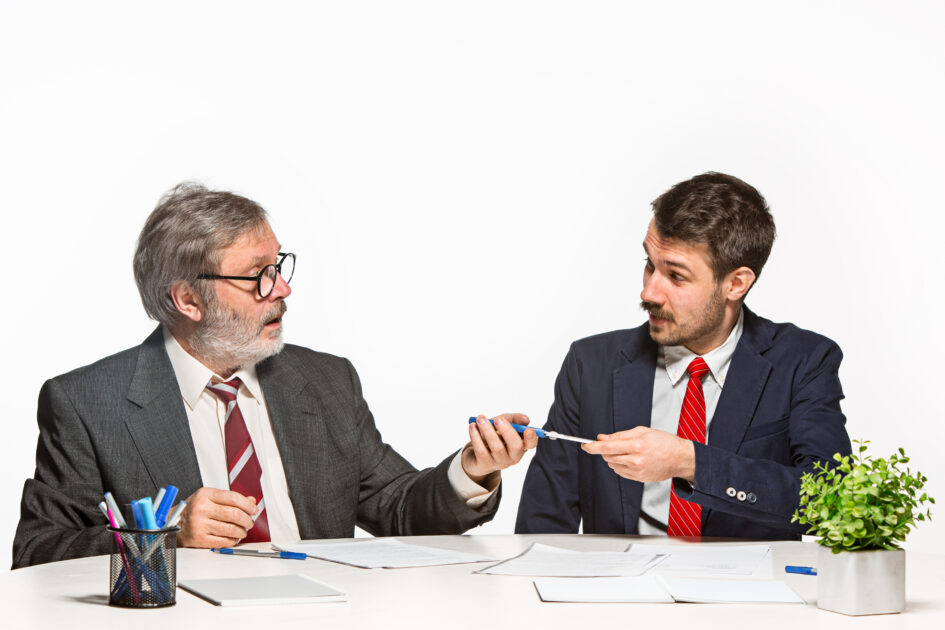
xmin=640 ymin=285 xmax=726 ymax=349
xmin=189 ymin=296 xmax=287 ymax=376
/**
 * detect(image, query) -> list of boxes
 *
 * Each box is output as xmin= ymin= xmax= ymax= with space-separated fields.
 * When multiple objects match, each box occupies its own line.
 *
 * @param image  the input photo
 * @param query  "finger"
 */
xmin=468 ymin=421 xmax=495 ymax=466
xmin=493 ymin=418 xmax=527 ymax=463
xmin=212 ymin=503 xmax=257 ymax=530
xmin=493 ymin=412 xmax=530 ymax=426
xmin=479 ymin=417 xmax=514 ymax=464
xmin=582 ymin=441 xmax=604 ymax=454
xmin=208 ymin=488 xmax=258 ymax=515
xmin=522 ymin=428 xmax=539 ymax=450
xmin=593 ymin=439 xmax=637 ymax=456
xmin=205 ymin=516 xmax=251 ymax=541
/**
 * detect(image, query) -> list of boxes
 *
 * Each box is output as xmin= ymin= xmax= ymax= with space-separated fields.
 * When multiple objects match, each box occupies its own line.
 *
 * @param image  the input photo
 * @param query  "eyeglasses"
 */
xmin=197 ymin=252 xmax=296 ymax=298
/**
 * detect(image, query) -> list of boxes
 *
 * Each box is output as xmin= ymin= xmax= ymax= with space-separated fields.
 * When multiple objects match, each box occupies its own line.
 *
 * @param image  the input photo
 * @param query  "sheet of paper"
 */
xmin=477 ymin=543 xmax=666 ymax=577
xmin=659 ymin=576 xmax=804 ymax=604
xmin=627 ymin=543 xmax=771 ymax=576
xmin=275 ymin=539 xmax=494 ymax=569
xmin=534 ymin=576 xmax=675 ymax=603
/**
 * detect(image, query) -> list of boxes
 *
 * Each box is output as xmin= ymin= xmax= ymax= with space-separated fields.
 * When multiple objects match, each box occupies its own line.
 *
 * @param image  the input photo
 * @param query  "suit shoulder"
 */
xmin=750 ymin=312 xmax=843 ymax=363
xmin=46 ymin=343 xmax=142 ymax=393
xmin=276 ymin=344 xmax=355 ymax=375
xmin=569 ymin=324 xmax=647 ymax=357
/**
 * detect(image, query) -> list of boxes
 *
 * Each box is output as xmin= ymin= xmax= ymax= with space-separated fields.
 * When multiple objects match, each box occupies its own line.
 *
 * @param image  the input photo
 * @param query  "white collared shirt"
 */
xmin=638 ymin=308 xmax=745 ymax=534
xmin=163 ymin=328 xmax=495 ymax=544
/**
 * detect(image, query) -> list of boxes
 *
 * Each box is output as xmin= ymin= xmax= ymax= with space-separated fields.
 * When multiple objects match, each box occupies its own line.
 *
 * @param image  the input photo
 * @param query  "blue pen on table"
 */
xmin=212 ymin=548 xmax=307 ymax=560
xmin=468 ymin=417 xmax=593 ymax=444
xmin=785 ymin=565 xmax=817 ymax=576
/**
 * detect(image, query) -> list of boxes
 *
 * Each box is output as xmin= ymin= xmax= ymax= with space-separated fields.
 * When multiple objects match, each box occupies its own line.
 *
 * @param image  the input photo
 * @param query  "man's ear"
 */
xmin=169 ymin=281 xmax=205 ymax=323
xmin=725 ymin=266 xmax=756 ymax=302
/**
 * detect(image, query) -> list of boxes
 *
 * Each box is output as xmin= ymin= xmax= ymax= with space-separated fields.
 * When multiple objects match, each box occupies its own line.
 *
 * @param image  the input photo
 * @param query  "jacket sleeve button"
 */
xmin=726 ymin=487 xmax=737 ymax=497
xmin=736 ymin=490 xmax=747 ymax=502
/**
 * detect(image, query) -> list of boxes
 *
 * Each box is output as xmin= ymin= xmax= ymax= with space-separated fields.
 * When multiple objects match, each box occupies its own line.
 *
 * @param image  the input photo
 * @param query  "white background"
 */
xmin=2 ymin=1 xmax=943 ymax=558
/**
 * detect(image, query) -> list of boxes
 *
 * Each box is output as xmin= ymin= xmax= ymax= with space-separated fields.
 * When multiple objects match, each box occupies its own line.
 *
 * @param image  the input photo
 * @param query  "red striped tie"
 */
xmin=206 ymin=378 xmax=271 ymax=543
xmin=667 ymin=357 xmax=710 ymax=537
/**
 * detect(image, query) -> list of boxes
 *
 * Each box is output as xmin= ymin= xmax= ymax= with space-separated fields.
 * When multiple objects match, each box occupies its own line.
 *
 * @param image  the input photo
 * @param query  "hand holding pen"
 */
xmin=177 ymin=487 xmax=259 ymax=549
xmin=462 ymin=414 xmax=540 ymax=483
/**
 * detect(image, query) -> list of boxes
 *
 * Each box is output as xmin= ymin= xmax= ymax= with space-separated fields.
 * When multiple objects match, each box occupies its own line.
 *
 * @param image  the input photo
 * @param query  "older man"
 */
xmin=516 ymin=172 xmax=852 ymax=539
xmin=13 ymin=183 xmax=536 ymax=568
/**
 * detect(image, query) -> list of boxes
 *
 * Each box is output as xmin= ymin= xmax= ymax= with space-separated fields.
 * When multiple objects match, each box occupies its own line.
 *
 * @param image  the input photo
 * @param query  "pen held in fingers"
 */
xmin=467 ymin=417 xmax=591 ymax=443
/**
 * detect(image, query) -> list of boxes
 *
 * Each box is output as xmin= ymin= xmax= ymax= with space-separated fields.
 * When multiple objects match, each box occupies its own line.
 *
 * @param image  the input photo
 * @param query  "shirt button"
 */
xmin=747 ymin=492 xmax=757 ymax=504
xmin=736 ymin=491 xmax=747 ymax=502
xmin=726 ymin=487 xmax=737 ymax=497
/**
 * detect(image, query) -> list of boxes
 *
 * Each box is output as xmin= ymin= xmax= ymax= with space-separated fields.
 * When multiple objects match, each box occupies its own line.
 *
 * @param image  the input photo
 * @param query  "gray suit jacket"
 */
xmin=13 ymin=328 xmax=498 ymax=568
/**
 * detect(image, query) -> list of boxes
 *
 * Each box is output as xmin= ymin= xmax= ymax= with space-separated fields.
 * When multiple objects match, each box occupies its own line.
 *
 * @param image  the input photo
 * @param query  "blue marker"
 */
xmin=155 ymin=485 xmax=179 ymax=528
xmin=468 ymin=417 xmax=593 ymax=443
xmin=130 ymin=500 xmax=145 ymax=529
xmin=785 ymin=565 xmax=817 ymax=576
xmin=138 ymin=497 xmax=158 ymax=530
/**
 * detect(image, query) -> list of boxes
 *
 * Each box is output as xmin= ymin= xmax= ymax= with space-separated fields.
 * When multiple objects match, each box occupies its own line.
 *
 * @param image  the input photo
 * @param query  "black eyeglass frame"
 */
xmin=196 ymin=252 xmax=295 ymax=298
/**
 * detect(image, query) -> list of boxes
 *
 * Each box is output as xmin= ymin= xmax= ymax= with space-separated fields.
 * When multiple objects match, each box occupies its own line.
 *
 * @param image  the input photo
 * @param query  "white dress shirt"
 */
xmin=637 ymin=308 xmax=744 ymax=535
xmin=163 ymin=328 xmax=496 ymax=543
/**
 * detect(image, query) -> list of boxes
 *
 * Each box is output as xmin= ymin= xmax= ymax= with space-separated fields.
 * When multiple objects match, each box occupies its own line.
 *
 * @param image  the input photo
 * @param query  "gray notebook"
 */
xmin=180 ymin=574 xmax=347 ymax=606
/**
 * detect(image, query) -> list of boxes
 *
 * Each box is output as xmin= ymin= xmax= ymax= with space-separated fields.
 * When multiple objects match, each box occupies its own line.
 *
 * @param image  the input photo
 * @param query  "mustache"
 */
xmin=640 ymin=301 xmax=674 ymax=323
xmin=257 ymin=301 xmax=288 ymax=331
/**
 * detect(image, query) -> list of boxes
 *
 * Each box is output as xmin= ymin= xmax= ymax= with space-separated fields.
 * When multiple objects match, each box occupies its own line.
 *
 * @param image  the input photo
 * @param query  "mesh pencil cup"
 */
xmin=107 ymin=526 xmax=179 ymax=608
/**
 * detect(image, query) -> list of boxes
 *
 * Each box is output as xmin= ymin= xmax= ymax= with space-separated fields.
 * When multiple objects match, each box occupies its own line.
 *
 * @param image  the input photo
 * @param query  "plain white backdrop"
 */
xmin=2 ymin=1 xmax=943 ymax=558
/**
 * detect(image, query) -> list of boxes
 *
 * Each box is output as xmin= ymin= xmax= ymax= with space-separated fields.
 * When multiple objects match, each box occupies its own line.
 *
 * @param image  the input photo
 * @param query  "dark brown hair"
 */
xmin=651 ymin=172 xmax=775 ymax=281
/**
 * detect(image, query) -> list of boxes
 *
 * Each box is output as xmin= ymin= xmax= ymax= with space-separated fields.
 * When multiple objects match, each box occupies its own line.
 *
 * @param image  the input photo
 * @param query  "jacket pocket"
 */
xmin=742 ymin=415 xmax=790 ymax=442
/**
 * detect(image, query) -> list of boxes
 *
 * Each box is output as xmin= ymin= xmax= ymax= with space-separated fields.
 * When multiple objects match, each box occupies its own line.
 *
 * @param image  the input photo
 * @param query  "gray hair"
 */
xmin=133 ymin=182 xmax=269 ymax=329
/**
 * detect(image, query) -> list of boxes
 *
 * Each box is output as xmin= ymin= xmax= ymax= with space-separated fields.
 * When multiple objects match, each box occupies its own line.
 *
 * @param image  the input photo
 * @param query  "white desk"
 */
xmin=4 ymin=535 xmax=944 ymax=629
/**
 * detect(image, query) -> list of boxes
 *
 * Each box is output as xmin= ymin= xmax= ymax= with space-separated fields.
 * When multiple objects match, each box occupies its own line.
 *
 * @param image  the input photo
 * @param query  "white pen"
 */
xmin=468 ymin=418 xmax=594 ymax=444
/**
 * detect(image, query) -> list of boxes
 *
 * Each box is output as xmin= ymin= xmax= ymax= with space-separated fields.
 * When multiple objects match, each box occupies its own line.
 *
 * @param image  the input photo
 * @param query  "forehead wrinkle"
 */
xmin=643 ymin=235 xmax=694 ymax=273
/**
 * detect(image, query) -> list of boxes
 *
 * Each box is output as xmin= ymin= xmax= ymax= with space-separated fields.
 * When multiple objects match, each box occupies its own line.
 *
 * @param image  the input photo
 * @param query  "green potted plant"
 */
xmin=792 ymin=440 xmax=934 ymax=616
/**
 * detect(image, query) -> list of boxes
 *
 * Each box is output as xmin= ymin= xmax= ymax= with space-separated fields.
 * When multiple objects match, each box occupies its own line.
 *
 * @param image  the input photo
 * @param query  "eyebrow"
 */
xmin=243 ymin=248 xmax=283 ymax=272
xmin=642 ymin=241 xmax=693 ymax=273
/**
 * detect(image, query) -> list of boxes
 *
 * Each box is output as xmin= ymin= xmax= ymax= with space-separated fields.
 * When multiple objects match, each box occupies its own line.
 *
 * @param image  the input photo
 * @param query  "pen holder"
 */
xmin=107 ymin=526 xmax=179 ymax=608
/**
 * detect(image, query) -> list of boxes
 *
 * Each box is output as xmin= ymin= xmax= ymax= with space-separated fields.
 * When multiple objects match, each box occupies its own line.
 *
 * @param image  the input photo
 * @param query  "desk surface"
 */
xmin=5 ymin=535 xmax=944 ymax=629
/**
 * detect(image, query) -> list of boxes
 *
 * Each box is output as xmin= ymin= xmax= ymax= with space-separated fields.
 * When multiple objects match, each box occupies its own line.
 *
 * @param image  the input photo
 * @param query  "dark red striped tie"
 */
xmin=667 ymin=357 xmax=710 ymax=537
xmin=206 ymin=378 xmax=271 ymax=543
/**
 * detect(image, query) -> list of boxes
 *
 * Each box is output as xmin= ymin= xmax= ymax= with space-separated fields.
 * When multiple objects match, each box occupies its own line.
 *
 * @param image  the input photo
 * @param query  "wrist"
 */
xmin=678 ymin=439 xmax=696 ymax=483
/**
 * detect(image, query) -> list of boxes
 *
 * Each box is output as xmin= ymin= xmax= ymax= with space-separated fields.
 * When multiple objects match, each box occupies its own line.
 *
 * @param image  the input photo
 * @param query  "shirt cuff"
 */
xmin=447 ymin=448 xmax=500 ymax=508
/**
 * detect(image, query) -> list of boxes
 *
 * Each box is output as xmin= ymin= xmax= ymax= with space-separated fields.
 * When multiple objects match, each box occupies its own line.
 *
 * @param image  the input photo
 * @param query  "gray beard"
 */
xmin=189 ymin=300 xmax=286 ymax=375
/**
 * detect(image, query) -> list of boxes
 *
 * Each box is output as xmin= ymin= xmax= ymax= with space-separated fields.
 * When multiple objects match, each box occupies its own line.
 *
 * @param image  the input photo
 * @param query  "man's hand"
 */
xmin=462 ymin=413 xmax=539 ymax=484
xmin=177 ymin=487 xmax=258 ymax=548
xmin=581 ymin=426 xmax=696 ymax=483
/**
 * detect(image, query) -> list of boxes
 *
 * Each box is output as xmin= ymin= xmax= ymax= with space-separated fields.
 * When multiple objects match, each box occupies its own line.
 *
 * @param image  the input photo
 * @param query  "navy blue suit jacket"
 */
xmin=515 ymin=307 xmax=852 ymax=539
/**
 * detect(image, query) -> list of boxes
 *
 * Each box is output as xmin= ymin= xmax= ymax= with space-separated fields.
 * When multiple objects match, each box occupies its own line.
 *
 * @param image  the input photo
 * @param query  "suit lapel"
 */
xmin=124 ymin=328 xmax=203 ymax=494
xmin=613 ymin=329 xmax=658 ymax=533
xmin=707 ymin=307 xmax=774 ymax=454
xmin=257 ymin=351 xmax=324 ymax=537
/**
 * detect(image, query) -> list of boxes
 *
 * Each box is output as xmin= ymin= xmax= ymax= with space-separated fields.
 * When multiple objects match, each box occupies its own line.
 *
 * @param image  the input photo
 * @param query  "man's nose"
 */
xmin=640 ymin=272 xmax=661 ymax=305
xmin=268 ymin=271 xmax=292 ymax=301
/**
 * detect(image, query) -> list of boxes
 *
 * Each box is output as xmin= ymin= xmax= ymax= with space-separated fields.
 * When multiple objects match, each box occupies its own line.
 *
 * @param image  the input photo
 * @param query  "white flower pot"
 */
xmin=817 ymin=546 xmax=905 ymax=615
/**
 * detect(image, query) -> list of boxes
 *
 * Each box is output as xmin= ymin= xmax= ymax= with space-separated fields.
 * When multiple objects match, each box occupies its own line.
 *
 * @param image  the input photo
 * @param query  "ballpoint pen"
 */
xmin=212 ymin=548 xmax=308 ymax=560
xmin=468 ymin=417 xmax=594 ymax=444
